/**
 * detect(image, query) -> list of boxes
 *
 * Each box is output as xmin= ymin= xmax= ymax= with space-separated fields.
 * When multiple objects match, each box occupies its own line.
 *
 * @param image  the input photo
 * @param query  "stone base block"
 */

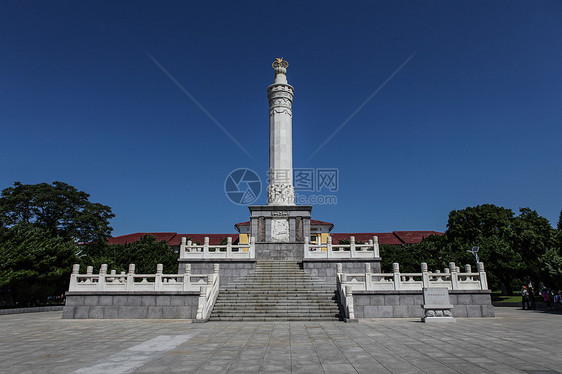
xmin=255 ymin=243 xmax=304 ymax=261
xmin=177 ymin=260 xmax=255 ymax=289
xmin=303 ymin=260 xmax=381 ymax=286
xmin=62 ymin=292 xmax=199 ymax=319
xmin=353 ymin=290 xmax=494 ymax=318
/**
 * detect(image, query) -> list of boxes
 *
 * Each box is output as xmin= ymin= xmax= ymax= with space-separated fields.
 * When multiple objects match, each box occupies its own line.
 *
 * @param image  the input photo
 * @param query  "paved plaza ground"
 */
xmin=0 ymin=307 xmax=560 ymax=374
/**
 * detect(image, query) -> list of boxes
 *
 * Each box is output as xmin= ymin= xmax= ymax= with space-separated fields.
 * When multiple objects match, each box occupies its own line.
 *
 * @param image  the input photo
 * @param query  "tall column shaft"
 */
xmin=267 ymin=60 xmax=295 ymax=205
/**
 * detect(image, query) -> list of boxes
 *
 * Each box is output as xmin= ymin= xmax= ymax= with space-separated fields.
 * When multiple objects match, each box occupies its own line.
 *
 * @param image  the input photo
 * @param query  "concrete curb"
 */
xmin=0 ymin=306 xmax=63 ymax=315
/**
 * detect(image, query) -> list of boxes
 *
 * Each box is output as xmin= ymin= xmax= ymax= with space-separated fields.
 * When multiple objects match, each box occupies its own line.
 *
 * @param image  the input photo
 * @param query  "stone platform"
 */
xmin=1 ymin=308 xmax=561 ymax=373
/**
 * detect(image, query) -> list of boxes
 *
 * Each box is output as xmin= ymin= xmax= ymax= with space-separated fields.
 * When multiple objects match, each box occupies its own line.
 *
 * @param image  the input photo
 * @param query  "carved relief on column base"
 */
xmin=267 ymin=184 xmax=295 ymax=206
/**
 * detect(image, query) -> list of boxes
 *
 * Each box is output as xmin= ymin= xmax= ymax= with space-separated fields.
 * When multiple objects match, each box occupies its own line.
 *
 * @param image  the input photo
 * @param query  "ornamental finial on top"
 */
xmin=272 ymin=57 xmax=289 ymax=69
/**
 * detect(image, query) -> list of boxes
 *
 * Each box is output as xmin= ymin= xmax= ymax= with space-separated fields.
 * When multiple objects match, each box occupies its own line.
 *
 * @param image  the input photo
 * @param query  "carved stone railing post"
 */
xmin=180 ymin=237 xmax=187 ymax=257
xmin=345 ymin=285 xmax=355 ymax=320
xmin=69 ymin=264 xmax=80 ymax=290
xmin=393 ymin=263 xmax=401 ymax=290
xmin=249 ymin=236 xmax=256 ymax=258
xmin=373 ymin=236 xmax=380 ymax=257
xmin=304 ymin=236 xmax=310 ymax=258
xmin=98 ymin=264 xmax=107 ymax=291
xmin=213 ymin=264 xmax=220 ymax=276
xmin=226 ymin=237 xmax=233 ymax=258
xmin=464 ymin=264 xmax=472 ymax=281
xmin=477 ymin=262 xmax=488 ymax=290
xmin=86 ymin=266 xmax=93 ymax=275
xmin=327 ymin=236 xmax=333 ymax=254
xmin=336 ymin=263 xmax=343 ymax=275
xmin=127 ymin=264 xmax=135 ymax=290
xmin=350 ymin=236 xmax=356 ymax=257
xmin=203 ymin=237 xmax=209 ymax=257
xmin=187 ymin=240 xmax=193 ymax=253
xmin=183 ymin=264 xmax=191 ymax=291
xmin=449 ymin=262 xmax=458 ymax=290
xmin=196 ymin=286 xmax=207 ymax=320
xmin=421 ymin=262 xmax=429 ymax=289
xmin=155 ymin=263 xmax=163 ymax=291
xmin=365 ymin=263 xmax=372 ymax=291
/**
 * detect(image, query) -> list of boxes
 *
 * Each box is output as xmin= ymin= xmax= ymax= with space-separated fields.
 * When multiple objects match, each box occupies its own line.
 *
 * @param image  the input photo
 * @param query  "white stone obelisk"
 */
xmin=267 ymin=58 xmax=295 ymax=206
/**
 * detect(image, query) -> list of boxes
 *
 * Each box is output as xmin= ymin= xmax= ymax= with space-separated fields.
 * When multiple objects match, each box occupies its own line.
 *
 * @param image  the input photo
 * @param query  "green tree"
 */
xmin=0 ymin=224 xmax=77 ymax=305
xmin=80 ymin=235 xmax=178 ymax=274
xmin=380 ymin=234 xmax=449 ymax=273
xmin=511 ymin=208 xmax=556 ymax=287
xmin=0 ymin=181 xmax=114 ymax=243
xmin=446 ymin=204 xmax=521 ymax=294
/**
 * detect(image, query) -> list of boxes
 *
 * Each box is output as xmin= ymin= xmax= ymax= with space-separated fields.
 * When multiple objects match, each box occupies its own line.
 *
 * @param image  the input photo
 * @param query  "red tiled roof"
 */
xmin=107 ymin=232 xmax=177 ymax=245
xmin=331 ymin=231 xmax=443 ymax=245
xmin=107 ymin=230 xmax=442 ymax=247
xmin=169 ymin=234 xmax=239 ymax=246
xmin=331 ymin=233 xmax=403 ymax=245
xmin=393 ymin=231 xmax=443 ymax=244
xmin=310 ymin=220 xmax=334 ymax=230
xmin=108 ymin=233 xmax=239 ymax=246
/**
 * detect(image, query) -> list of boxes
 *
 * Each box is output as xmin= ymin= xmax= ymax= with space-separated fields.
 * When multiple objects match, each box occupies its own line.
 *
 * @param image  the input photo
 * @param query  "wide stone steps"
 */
xmin=209 ymin=260 xmax=341 ymax=322
xmin=210 ymin=317 xmax=340 ymax=321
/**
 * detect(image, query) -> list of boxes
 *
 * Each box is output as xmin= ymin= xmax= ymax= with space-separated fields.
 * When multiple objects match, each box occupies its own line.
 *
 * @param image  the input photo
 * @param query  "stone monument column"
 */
xmin=267 ymin=58 xmax=295 ymax=206
xmin=248 ymin=58 xmax=312 ymax=260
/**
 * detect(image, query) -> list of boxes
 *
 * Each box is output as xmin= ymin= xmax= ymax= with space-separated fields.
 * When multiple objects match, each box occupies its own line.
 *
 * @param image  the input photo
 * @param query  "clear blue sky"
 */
xmin=1 ymin=1 xmax=561 ymax=236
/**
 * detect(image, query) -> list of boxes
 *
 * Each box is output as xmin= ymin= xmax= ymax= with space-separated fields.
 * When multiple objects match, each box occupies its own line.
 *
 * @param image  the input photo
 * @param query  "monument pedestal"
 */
xmin=249 ymin=205 xmax=312 ymax=261
xmin=421 ymin=287 xmax=456 ymax=323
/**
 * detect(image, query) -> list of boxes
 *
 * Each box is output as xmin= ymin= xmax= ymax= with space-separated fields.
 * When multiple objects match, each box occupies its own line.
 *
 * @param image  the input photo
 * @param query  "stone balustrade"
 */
xmin=179 ymin=236 xmax=255 ymax=259
xmin=336 ymin=263 xmax=356 ymax=321
xmin=195 ymin=264 xmax=220 ymax=321
xmin=67 ymin=263 xmax=220 ymax=321
xmin=336 ymin=262 xmax=489 ymax=320
xmin=69 ymin=263 xmax=215 ymax=293
xmin=337 ymin=261 xmax=488 ymax=292
xmin=304 ymin=236 xmax=379 ymax=259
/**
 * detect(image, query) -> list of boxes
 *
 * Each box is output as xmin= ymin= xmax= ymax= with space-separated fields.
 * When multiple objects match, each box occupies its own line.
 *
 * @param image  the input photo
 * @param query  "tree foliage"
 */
xmin=380 ymin=234 xmax=449 ymax=273
xmin=0 ymin=181 xmax=114 ymax=243
xmin=381 ymin=204 xmax=560 ymax=294
xmin=0 ymin=224 xmax=77 ymax=305
xmin=79 ymin=235 xmax=178 ymax=275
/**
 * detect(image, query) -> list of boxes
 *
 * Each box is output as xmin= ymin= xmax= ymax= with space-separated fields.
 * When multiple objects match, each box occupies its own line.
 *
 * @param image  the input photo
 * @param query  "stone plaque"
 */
xmin=422 ymin=287 xmax=455 ymax=323
xmin=271 ymin=218 xmax=290 ymax=242
xmin=423 ymin=287 xmax=451 ymax=307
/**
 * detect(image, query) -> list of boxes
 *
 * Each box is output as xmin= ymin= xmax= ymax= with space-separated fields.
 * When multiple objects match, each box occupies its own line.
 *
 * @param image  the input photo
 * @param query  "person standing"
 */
xmin=522 ymin=286 xmax=529 ymax=310
xmin=528 ymin=282 xmax=536 ymax=310
xmin=542 ymin=288 xmax=552 ymax=310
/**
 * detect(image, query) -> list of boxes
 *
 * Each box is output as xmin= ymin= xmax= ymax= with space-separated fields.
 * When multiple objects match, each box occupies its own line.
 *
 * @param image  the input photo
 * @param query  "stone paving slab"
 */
xmin=0 ymin=307 xmax=560 ymax=373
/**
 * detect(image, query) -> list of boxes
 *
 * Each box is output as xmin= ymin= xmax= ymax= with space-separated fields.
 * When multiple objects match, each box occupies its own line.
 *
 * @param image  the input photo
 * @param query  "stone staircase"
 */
xmin=209 ymin=260 xmax=341 ymax=321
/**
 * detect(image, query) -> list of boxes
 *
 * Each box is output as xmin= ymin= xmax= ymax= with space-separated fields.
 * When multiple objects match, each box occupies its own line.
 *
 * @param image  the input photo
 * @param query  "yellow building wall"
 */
xmin=239 ymin=233 xmax=250 ymax=244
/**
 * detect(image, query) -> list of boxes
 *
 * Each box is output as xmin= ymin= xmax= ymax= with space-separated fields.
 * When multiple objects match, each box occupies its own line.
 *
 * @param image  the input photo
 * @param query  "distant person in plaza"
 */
xmin=528 ymin=281 xmax=536 ymax=310
xmin=521 ymin=286 xmax=530 ymax=310
xmin=541 ymin=288 xmax=552 ymax=310
xmin=553 ymin=291 xmax=560 ymax=305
